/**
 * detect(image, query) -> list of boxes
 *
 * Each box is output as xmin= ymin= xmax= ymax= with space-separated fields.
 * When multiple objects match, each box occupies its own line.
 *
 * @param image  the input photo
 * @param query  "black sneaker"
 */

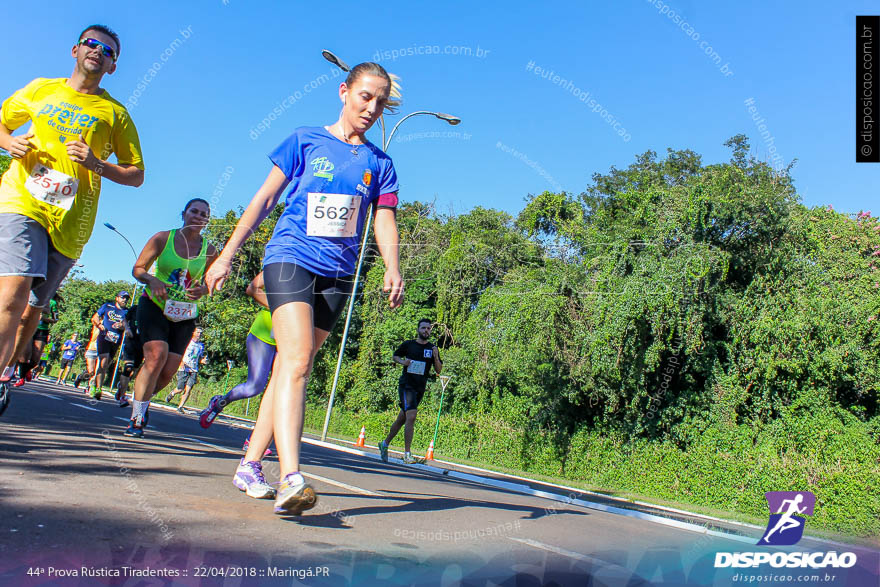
xmin=0 ymin=382 xmax=10 ymax=417
xmin=124 ymin=420 xmax=144 ymax=438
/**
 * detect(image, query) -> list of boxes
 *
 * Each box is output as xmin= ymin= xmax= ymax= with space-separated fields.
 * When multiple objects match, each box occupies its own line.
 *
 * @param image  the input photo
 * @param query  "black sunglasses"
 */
xmin=79 ymin=38 xmax=117 ymax=62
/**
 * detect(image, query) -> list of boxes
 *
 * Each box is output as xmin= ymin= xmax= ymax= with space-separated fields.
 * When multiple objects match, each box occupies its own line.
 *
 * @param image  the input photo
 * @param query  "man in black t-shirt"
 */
xmin=379 ymin=319 xmax=442 ymax=464
xmin=115 ymin=302 xmax=142 ymax=408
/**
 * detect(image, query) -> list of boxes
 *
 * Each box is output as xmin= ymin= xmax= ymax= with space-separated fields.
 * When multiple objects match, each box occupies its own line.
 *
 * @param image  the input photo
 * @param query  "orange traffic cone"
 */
xmin=356 ymin=426 xmax=366 ymax=448
xmin=426 ymin=440 xmax=435 ymax=460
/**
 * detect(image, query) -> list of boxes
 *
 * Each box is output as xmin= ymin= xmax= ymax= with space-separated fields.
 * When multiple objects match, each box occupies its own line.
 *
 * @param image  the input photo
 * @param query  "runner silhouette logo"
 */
xmin=758 ymin=491 xmax=816 ymax=546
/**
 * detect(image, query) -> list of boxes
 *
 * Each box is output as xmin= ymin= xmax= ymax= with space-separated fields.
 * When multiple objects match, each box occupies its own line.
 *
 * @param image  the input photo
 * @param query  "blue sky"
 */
xmin=2 ymin=1 xmax=877 ymax=283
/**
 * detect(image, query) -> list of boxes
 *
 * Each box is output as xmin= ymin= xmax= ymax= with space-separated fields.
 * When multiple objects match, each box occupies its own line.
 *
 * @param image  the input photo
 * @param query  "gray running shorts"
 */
xmin=0 ymin=213 xmax=76 ymax=307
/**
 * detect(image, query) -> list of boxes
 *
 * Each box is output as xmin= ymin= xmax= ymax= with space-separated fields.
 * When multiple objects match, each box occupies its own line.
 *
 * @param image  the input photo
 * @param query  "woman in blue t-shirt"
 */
xmin=206 ymin=62 xmax=404 ymax=515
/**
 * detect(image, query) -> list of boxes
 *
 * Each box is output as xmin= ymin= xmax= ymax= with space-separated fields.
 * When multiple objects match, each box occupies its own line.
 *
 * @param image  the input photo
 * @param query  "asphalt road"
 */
xmin=0 ymin=379 xmax=877 ymax=586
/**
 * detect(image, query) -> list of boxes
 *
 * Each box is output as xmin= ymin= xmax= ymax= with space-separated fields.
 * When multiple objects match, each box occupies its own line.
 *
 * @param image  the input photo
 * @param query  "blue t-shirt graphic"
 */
xmin=263 ymin=127 xmax=399 ymax=277
xmin=97 ymin=303 xmax=127 ymax=342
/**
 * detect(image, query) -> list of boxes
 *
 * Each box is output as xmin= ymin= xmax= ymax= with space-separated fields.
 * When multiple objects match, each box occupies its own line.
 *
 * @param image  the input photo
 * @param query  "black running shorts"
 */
xmin=96 ymin=334 xmax=120 ymax=357
xmin=398 ymin=382 xmax=425 ymax=412
xmin=137 ymin=296 xmax=197 ymax=356
xmin=262 ymin=262 xmax=353 ymax=332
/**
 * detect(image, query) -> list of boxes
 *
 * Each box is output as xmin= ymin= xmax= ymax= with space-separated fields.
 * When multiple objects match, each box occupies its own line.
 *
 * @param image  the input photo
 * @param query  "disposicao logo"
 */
xmin=759 ymin=491 xmax=815 ymax=546
xmin=714 ymin=490 xmax=858 ymax=570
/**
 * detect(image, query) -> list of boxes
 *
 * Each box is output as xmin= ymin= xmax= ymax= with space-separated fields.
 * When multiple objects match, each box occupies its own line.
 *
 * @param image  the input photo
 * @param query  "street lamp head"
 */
xmin=104 ymin=222 xmax=117 ymax=230
xmin=322 ymin=50 xmax=351 ymax=73
xmin=435 ymin=112 xmax=461 ymax=125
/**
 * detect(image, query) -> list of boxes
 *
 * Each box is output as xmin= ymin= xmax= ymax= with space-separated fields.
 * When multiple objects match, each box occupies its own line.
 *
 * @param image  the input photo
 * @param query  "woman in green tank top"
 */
xmin=198 ymin=272 xmax=279 ymax=438
xmin=124 ymin=198 xmax=218 ymax=437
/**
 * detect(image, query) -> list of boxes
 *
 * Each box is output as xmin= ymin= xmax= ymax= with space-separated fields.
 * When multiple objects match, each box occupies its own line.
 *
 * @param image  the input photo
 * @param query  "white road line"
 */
xmin=508 ymin=537 xmax=602 ymax=563
xmin=508 ymin=537 xmax=640 ymax=581
xmin=302 ymin=472 xmax=380 ymax=497
xmin=30 ymin=392 xmax=62 ymax=400
xmin=71 ymin=403 xmax=101 ymax=412
xmin=176 ymin=436 xmax=241 ymax=455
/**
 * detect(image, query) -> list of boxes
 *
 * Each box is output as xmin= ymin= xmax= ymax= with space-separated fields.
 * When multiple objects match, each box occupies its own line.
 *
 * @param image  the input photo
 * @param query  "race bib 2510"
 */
xmin=25 ymin=164 xmax=78 ymax=210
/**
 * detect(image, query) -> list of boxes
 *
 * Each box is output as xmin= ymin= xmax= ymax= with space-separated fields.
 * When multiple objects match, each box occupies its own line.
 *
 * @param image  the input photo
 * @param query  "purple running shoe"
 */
xmin=232 ymin=459 xmax=275 ymax=499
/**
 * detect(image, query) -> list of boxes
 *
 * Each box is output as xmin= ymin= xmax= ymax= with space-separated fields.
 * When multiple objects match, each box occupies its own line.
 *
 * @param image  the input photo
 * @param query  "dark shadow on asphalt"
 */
xmin=282 ymin=491 xmax=589 ymax=527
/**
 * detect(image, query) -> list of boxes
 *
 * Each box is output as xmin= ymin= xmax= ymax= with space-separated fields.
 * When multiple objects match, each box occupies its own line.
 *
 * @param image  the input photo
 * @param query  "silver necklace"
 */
xmin=337 ymin=124 xmax=360 ymax=156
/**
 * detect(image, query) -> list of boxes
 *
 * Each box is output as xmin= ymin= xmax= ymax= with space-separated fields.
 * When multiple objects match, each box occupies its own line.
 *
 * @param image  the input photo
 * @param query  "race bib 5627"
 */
xmin=306 ymin=192 xmax=361 ymax=238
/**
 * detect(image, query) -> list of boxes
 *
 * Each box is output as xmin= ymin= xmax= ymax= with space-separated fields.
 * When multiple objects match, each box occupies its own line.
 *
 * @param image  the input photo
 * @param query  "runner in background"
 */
xmin=114 ymin=300 xmax=141 ymax=408
xmin=32 ymin=335 xmax=54 ymax=379
xmin=379 ymin=319 xmax=442 ymax=464
xmin=206 ymin=62 xmax=404 ymax=514
xmin=0 ymin=25 xmax=144 ymax=413
xmin=56 ymin=332 xmax=82 ymax=385
xmin=125 ymin=198 xmax=217 ymax=438
xmin=88 ymin=291 xmax=129 ymax=399
xmin=73 ymin=325 xmax=100 ymax=390
xmin=199 ymin=273 xmax=275 ymax=429
xmin=11 ymin=295 xmax=58 ymax=386
xmin=166 ymin=327 xmax=207 ymax=412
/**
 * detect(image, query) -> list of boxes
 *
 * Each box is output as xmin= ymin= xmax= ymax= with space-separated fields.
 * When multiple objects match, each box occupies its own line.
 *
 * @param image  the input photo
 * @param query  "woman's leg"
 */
xmin=224 ymin=335 xmax=276 ymax=405
xmin=127 ymin=340 xmax=168 ymax=431
xmin=133 ymin=341 xmax=169 ymax=403
xmin=271 ymin=303 xmax=333 ymax=479
xmin=154 ymin=352 xmax=184 ymax=400
xmin=243 ymin=364 xmax=278 ymax=463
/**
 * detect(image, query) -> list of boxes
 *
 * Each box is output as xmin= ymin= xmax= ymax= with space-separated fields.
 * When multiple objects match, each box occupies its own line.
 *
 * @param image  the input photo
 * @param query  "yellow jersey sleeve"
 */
xmin=0 ymin=78 xmax=44 ymax=131
xmin=109 ymin=109 xmax=144 ymax=169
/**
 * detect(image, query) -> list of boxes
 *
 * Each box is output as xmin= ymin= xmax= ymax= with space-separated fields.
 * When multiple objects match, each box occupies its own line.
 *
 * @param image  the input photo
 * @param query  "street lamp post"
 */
xmin=320 ymin=50 xmax=461 ymax=442
xmin=104 ymin=223 xmax=140 ymax=394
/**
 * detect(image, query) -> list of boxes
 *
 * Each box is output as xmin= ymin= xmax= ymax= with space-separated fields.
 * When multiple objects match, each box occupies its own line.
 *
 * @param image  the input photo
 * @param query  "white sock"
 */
xmin=284 ymin=472 xmax=305 ymax=486
xmin=132 ymin=400 xmax=149 ymax=425
xmin=1 ymin=366 xmax=14 ymax=380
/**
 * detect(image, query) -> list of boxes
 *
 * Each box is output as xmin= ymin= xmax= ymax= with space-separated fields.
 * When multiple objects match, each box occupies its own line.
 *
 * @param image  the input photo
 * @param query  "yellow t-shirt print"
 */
xmin=0 ymin=78 xmax=144 ymax=258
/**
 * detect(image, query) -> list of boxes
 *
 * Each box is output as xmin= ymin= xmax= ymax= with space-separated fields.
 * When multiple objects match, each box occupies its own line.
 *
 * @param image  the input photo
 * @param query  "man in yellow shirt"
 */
xmin=0 ymin=25 xmax=144 ymax=409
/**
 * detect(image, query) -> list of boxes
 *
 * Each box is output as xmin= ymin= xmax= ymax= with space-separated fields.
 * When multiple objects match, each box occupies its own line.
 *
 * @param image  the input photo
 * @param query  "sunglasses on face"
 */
xmin=78 ymin=38 xmax=117 ymax=61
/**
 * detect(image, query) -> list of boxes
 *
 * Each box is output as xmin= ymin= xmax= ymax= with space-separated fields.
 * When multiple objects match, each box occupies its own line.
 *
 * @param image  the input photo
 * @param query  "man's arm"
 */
xmin=65 ymin=137 xmax=144 ymax=187
xmin=91 ymin=310 xmax=103 ymax=332
xmin=0 ymin=123 xmax=34 ymax=158
xmin=433 ymin=346 xmax=442 ymax=375
xmin=392 ymin=355 xmax=411 ymax=367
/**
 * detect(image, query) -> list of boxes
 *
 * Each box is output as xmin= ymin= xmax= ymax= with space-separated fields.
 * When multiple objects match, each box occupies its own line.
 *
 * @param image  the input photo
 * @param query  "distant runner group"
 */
xmin=0 ymin=24 xmax=445 ymax=517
